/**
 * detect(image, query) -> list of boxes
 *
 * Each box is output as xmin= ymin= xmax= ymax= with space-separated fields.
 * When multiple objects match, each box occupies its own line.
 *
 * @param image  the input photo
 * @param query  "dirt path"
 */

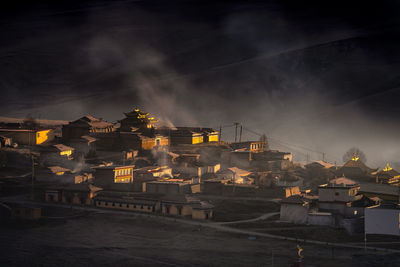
xmin=214 ymin=212 xmax=279 ymax=225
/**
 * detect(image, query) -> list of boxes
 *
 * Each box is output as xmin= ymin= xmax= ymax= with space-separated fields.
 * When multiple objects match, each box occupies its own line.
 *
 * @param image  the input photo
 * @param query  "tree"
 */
xmin=342 ymin=147 xmax=367 ymax=163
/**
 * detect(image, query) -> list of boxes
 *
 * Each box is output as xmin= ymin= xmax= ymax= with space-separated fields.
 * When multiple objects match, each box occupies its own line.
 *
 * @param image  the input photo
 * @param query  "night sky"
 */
xmin=1 ymin=0 xmax=400 ymax=166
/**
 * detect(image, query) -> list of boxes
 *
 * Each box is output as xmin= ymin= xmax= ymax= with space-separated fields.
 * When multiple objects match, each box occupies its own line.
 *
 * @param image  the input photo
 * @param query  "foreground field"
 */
xmin=1 ymin=209 xmax=398 ymax=267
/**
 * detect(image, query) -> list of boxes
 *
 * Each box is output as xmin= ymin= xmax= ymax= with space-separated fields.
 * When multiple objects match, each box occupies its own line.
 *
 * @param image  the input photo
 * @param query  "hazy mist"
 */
xmin=1 ymin=1 xmax=400 ymax=167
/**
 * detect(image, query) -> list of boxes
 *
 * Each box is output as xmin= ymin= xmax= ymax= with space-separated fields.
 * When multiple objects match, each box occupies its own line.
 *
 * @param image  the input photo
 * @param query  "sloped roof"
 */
xmin=329 ymin=177 xmax=358 ymax=186
xmin=227 ymin=167 xmax=252 ymax=177
xmin=62 ymin=183 xmax=102 ymax=193
xmin=359 ymin=183 xmax=400 ymax=196
xmin=81 ymin=135 xmax=97 ymax=143
xmin=0 ymin=116 xmax=68 ymax=126
xmin=306 ymin=160 xmax=335 ymax=169
xmin=53 ymin=144 xmax=74 ymax=152
xmin=47 ymin=166 xmax=71 ymax=174
xmin=341 ymin=158 xmax=376 ymax=173
xmin=71 ymin=115 xmax=114 ymax=128
xmin=377 ymin=164 xmax=400 ymax=178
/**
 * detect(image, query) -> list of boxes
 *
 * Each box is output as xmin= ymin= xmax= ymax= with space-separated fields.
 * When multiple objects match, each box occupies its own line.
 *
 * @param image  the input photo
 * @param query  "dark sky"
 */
xmin=1 ymin=0 xmax=400 ymax=166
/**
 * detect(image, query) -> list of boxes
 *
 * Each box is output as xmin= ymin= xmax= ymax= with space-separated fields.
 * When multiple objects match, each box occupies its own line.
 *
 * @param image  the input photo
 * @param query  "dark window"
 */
xmin=112 ymin=203 xmax=115 ymax=207
xmin=119 ymin=203 xmax=122 ymax=207
xmin=134 ymin=205 xmax=136 ymax=208
xmin=141 ymin=205 xmax=143 ymax=209
xmin=148 ymin=206 xmax=151 ymax=210
xmin=178 ymin=207 xmax=182 ymax=215
xmin=126 ymin=204 xmax=129 ymax=208
xmin=335 ymin=192 xmax=339 ymax=196
xmin=105 ymin=202 xmax=108 ymax=206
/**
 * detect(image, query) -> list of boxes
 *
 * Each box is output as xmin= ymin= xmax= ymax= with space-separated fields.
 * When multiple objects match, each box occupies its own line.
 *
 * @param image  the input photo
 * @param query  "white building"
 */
xmin=365 ymin=204 xmax=400 ymax=236
xmin=318 ymin=177 xmax=360 ymax=215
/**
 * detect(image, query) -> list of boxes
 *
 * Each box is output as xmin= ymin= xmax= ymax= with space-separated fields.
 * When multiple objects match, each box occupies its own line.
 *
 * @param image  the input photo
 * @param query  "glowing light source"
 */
xmin=383 ymin=163 xmax=393 ymax=172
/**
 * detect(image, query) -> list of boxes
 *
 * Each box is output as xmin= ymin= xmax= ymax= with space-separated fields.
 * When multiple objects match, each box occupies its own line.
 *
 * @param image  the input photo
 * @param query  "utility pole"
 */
xmin=218 ymin=125 xmax=222 ymax=144
xmin=31 ymin=155 xmax=35 ymax=200
xmin=233 ymin=122 xmax=240 ymax=143
xmin=239 ymin=125 xmax=243 ymax=142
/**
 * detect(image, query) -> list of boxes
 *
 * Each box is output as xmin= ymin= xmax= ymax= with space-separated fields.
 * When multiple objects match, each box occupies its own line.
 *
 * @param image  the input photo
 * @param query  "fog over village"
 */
xmin=1 ymin=1 xmax=400 ymax=266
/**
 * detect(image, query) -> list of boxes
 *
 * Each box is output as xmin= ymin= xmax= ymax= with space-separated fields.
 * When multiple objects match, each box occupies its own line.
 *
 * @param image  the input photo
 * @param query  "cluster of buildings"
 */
xmin=0 ymin=108 xmax=281 ymax=220
xmin=1 ymin=108 xmax=399 ymax=236
xmin=279 ymin=159 xmax=400 ymax=236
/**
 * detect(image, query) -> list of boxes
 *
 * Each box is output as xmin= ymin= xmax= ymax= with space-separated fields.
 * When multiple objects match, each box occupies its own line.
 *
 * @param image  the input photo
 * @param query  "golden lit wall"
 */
xmin=114 ymin=167 xmax=133 ymax=183
xmin=208 ymin=135 xmax=219 ymax=142
xmin=36 ymin=129 xmax=54 ymax=145
xmin=192 ymin=136 xmax=203 ymax=144
xmin=141 ymin=137 xmax=169 ymax=150
xmin=60 ymin=150 xmax=72 ymax=157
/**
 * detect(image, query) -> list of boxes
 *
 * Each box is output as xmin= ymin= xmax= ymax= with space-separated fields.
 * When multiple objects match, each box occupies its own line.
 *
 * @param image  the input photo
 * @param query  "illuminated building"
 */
xmin=375 ymin=163 xmax=400 ymax=185
xmin=38 ymin=144 xmax=75 ymax=167
xmin=118 ymin=132 xmax=169 ymax=151
xmin=62 ymin=115 xmax=115 ymax=140
xmin=231 ymin=140 xmax=266 ymax=153
xmin=118 ymin=108 xmax=158 ymax=132
xmin=0 ymin=128 xmax=54 ymax=145
xmin=95 ymin=165 xmax=135 ymax=189
xmin=336 ymin=156 xmax=377 ymax=182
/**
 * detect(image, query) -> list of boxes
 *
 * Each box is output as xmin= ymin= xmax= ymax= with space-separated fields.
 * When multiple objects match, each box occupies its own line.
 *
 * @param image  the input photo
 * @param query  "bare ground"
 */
xmin=0 ymin=211 xmax=395 ymax=267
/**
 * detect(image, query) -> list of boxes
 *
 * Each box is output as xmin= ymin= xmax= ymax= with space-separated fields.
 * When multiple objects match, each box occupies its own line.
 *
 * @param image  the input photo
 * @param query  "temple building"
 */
xmin=336 ymin=155 xmax=377 ymax=182
xmin=62 ymin=115 xmax=115 ymax=140
xmin=119 ymin=108 xmax=158 ymax=132
xmin=116 ymin=108 xmax=169 ymax=150
xmin=376 ymin=163 xmax=400 ymax=185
